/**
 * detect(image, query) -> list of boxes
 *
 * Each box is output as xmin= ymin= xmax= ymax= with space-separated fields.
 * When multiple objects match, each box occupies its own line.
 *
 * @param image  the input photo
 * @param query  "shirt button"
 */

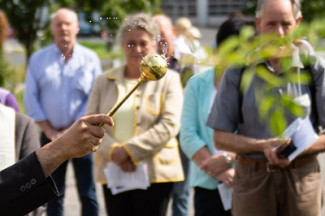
xmin=26 ymin=183 xmax=31 ymax=188
xmin=135 ymin=106 xmax=140 ymax=109
xmin=20 ymin=186 xmax=26 ymax=192
xmin=31 ymin=179 xmax=37 ymax=184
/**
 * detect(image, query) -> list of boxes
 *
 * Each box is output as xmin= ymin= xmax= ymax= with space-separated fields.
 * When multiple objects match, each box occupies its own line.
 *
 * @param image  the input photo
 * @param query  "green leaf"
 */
xmin=217 ymin=37 xmax=240 ymax=57
xmin=255 ymin=66 xmax=284 ymax=87
xmin=270 ymin=109 xmax=287 ymax=136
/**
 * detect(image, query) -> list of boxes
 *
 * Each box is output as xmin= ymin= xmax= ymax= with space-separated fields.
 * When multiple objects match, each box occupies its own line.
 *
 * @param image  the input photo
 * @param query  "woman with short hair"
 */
xmin=86 ymin=13 xmax=184 ymax=216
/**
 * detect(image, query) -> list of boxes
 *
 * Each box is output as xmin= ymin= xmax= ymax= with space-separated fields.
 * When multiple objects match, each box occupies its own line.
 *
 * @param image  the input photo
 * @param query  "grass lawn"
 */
xmin=79 ymin=40 xmax=123 ymax=60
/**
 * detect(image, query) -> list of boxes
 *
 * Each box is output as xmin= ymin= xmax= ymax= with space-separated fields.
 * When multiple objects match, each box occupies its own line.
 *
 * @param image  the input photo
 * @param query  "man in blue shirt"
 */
xmin=24 ymin=8 xmax=102 ymax=216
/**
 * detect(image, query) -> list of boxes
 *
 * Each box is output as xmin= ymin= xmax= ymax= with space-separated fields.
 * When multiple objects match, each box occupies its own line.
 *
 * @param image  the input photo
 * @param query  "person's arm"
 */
xmin=192 ymin=147 xmax=235 ymax=177
xmin=0 ymin=114 xmax=113 ymax=215
xmin=214 ymin=130 xmax=267 ymax=153
xmin=206 ymin=67 xmax=290 ymax=167
xmin=180 ymin=73 xmax=211 ymax=160
xmin=301 ymin=134 xmax=325 ymax=155
xmin=214 ymin=129 xmax=291 ymax=167
xmin=0 ymin=152 xmax=58 ymax=216
xmin=179 ymin=71 xmax=234 ymax=176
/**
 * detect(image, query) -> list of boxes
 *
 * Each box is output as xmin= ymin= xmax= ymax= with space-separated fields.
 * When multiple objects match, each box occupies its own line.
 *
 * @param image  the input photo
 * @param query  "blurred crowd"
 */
xmin=2 ymin=0 xmax=325 ymax=216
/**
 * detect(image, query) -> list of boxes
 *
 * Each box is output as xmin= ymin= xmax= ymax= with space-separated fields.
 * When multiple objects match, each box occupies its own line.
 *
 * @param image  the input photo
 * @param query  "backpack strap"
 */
xmin=237 ymin=67 xmax=246 ymax=124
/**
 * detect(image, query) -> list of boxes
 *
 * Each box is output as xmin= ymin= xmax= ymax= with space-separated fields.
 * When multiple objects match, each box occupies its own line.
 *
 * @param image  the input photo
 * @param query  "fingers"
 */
xmin=201 ymin=156 xmax=230 ymax=177
xmin=222 ymin=176 xmax=233 ymax=187
xmin=81 ymin=114 xmax=114 ymax=139
xmin=119 ymin=160 xmax=136 ymax=172
xmin=88 ymin=138 xmax=102 ymax=152
xmin=264 ymin=145 xmax=290 ymax=167
xmin=263 ymin=137 xmax=292 ymax=167
xmin=216 ymin=169 xmax=235 ymax=187
xmin=89 ymin=136 xmax=102 ymax=145
xmin=83 ymin=114 xmax=114 ymax=127
xmin=90 ymin=143 xmax=99 ymax=152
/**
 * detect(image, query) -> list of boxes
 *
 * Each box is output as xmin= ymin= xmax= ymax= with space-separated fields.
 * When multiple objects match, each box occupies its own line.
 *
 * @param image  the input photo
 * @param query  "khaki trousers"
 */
xmin=232 ymin=158 xmax=322 ymax=216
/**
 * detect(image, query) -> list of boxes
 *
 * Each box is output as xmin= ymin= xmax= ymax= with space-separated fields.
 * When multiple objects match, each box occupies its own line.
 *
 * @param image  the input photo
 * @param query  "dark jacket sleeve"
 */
xmin=0 ymin=152 xmax=59 ymax=216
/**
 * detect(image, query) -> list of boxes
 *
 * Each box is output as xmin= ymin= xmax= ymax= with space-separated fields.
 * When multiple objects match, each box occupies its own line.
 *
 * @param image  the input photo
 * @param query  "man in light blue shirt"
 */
xmin=24 ymin=8 xmax=102 ymax=216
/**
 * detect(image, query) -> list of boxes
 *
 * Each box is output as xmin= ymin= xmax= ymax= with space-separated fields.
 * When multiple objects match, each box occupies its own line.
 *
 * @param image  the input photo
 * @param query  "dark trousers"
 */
xmin=194 ymin=187 xmax=231 ymax=216
xmin=41 ymin=133 xmax=98 ymax=216
xmin=171 ymin=143 xmax=190 ymax=216
xmin=102 ymin=182 xmax=173 ymax=216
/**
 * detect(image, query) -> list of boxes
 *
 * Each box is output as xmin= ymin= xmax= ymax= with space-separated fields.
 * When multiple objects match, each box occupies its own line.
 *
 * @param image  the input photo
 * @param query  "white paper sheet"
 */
xmin=104 ymin=162 xmax=150 ymax=195
xmin=279 ymin=117 xmax=318 ymax=161
xmin=218 ymin=183 xmax=233 ymax=211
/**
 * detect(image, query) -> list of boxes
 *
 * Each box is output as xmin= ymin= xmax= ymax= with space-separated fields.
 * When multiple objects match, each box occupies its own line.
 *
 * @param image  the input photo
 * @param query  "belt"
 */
xmin=237 ymin=155 xmax=316 ymax=172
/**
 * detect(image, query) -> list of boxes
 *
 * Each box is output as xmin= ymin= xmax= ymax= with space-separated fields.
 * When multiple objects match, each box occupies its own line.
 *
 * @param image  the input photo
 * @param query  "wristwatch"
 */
xmin=223 ymin=152 xmax=232 ymax=164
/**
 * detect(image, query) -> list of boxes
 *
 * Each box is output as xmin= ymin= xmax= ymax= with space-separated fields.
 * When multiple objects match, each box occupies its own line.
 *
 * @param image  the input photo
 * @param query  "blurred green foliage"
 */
xmin=0 ymin=0 xmax=50 ymax=61
xmin=0 ymin=0 xmax=161 ymax=63
xmin=210 ymin=18 xmax=325 ymax=136
xmin=0 ymin=53 xmax=13 ymax=87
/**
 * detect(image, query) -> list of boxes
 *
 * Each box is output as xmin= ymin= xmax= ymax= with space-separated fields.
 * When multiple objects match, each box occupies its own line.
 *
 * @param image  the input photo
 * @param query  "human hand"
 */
xmin=263 ymin=138 xmax=291 ymax=167
xmin=37 ymin=114 xmax=114 ymax=177
xmin=55 ymin=114 xmax=114 ymax=160
xmin=119 ymin=158 xmax=136 ymax=172
xmin=200 ymin=154 xmax=231 ymax=177
xmin=111 ymin=145 xmax=130 ymax=165
xmin=216 ymin=168 xmax=235 ymax=187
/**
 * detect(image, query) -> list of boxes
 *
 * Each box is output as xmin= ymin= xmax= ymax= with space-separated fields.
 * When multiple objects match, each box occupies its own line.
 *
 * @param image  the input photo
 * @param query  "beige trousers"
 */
xmin=232 ymin=158 xmax=322 ymax=216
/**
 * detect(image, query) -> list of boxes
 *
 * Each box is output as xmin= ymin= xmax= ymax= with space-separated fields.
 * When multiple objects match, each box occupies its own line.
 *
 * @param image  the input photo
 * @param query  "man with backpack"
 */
xmin=207 ymin=0 xmax=325 ymax=215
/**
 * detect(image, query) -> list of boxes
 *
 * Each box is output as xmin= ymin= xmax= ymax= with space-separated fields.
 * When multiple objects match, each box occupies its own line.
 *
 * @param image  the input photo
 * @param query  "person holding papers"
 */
xmin=180 ymin=14 xmax=254 ymax=216
xmin=86 ymin=13 xmax=184 ymax=216
xmin=207 ymin=0 xmax=325 ymax=215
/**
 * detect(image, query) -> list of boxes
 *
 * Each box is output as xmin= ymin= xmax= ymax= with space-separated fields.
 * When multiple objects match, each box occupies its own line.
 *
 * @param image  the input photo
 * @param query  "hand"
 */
xmin=216 ymin=168 xmax=235 ymax=187
xmin=119 ymin=158 xmax=136 ymax=172
xmin=200 ymin=154 xmax=230 ymax=177
xmin=37 ymin=114 xmax=114 ymax=177
xmin=111 ymin=145 xmax=130 ymax=165
xmin=55 ymin=114 xmax=114 ymax=159
xmin=200 ymin=154 xmax=231 ymax=177
xmin=263 ymin=138 xmax=291 ymax=167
